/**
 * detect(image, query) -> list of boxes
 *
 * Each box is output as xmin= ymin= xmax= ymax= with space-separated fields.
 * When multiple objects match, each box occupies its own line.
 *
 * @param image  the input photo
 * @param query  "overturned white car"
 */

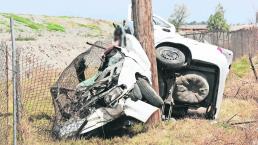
xmin=127 ymin=14 xmax=233 ymax=119
xmin=50 ymin=15 xmax=233 ymax=139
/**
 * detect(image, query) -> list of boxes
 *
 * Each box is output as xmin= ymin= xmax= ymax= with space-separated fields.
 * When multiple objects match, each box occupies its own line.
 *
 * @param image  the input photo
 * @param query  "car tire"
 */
xmin=130 ymin=84 xmax=143 ymax=101
xmin=136 ymin=78 xmax=164 ymax=107
xmin=156 ymin=46 xmax=186 ymax=69
xmin=174 ymin=71 xmax=209 ymax=104
xmin=158 ymin=71 xmax=166 ymax=98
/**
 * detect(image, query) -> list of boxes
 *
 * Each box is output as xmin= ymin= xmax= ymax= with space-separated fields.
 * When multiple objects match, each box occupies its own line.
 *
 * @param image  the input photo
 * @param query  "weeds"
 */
xmin=231 ymin=56 xmax=250 ymax=77
xmin=78 ymin=23 xmax=99 ymax=30
xmin=15 ymin=35 xmax=36 ymax=41
xmin=46 ymin=23 xmax=65 ymax=32
xmin=58 ymin=16 xmax=72 ymax=19
xmin=78 ymin=23 xmax=102 ymax=36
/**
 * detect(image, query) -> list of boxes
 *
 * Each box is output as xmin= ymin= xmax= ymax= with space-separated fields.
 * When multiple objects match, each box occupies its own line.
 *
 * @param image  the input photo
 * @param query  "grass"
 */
xmin=22 ymin=97 xmax=258 ymax=145
xmin=15 ymin=35 xmax=36 ymax=41
xmin=46 ymin=23 xmax=65 ymax=32
xmin=3 ymin=13 xmax=43 ymax=30
xmin=231 ymin=56 xmax=250 ymax=77
xmin=20 ymin=88 xmax=258 ymax=144
xmin=6 ymin=56 xmax=258 ymax=145
xmin=58 ymin=16 xmax=72 ymax=19
xmin=1 ymin=13 xmax=67 ymax=32
xmin=78 ymin=23 xmax=102 ymax=36
xmin=78 ymin=23 xmax=99 ymax=30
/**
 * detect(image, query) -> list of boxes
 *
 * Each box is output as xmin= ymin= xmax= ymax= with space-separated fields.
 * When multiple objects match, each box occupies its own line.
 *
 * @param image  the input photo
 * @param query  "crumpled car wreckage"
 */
xmin=51 ymin=34 xmax=163 ymax=139
xmin=51 ymin=24 xmax=233 ymax=139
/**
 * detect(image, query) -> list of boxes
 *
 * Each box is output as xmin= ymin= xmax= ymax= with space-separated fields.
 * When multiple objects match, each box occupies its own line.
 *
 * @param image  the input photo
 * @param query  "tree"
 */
xmin=168 ymin=4 xmax=189 ymax=31
xmin=207 ymin=3 xmax=229 ymax=32
xmin=186 ymin=21 xmax=207 ymax=25
xmin=132 ymin=0 xmax=160 ymax=124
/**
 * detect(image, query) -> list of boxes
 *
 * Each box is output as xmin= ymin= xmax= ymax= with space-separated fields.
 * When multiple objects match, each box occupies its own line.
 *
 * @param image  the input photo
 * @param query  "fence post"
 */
xmin=10 ymin=17 xmax=20 ymax=145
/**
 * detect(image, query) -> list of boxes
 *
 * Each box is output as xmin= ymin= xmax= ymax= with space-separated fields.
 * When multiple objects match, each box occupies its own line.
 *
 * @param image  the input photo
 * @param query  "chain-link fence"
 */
xmin=0 ymin=41 xmax=106 ymax=144
xmin=19 ymin=50 xmax=61 ymax=140
xmin=0 ymin=42 xmax=10 ymax=145
xmin=183 ymin=27 xmax=258 ymax=59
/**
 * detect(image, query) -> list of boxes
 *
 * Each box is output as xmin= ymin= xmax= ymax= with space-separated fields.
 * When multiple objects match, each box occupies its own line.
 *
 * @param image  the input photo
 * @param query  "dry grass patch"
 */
xmin=20 ymin=97 xmax=257 ymax=145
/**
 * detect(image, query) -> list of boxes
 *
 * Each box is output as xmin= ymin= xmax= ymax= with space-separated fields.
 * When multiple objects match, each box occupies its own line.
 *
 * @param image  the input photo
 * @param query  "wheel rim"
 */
xmin=161 ymin=50 xmax=180 ymax=61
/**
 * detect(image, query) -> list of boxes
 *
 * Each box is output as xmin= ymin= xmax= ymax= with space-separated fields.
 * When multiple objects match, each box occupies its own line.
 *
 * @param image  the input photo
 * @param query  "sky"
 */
xmin=0 ymin=0 xmax=257 ymax=24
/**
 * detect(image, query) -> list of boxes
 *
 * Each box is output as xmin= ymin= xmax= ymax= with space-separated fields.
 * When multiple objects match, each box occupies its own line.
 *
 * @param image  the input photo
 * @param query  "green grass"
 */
xmin=0 ymin=20 xmax=7 ymax=25
xmin=231 ymin=56 xmax=250 ymax=77
xmin=46 ymin=23 xmax=65 ymax=32
xmin=58 ymin=16 xmax=72 ymax=19
xmin=3 ymin=14 xmax=43 ymax=30
xmin=0 ymin=20 xmax=9 ymax=32
xmin=78 ymin=23 xmax=99 ymax=30
xmin=78 ymin=23 xmax=102 ymax=36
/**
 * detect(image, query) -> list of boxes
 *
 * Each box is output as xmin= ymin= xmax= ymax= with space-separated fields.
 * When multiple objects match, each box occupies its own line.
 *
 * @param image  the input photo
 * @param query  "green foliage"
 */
xmin=3 ymin=14 xmax=43 ymax=30
xmin=46 ymin=23 xmax=65 ymax=32
xmin=207 ymin=3 xmax=229 ymax=32
xmin=168 ymin=4 xmax=189 ymax=31
xmin=186 ymin=21 xmax=207 ymax=25
xmin=231 ymin=56 xmax=250 ymax=77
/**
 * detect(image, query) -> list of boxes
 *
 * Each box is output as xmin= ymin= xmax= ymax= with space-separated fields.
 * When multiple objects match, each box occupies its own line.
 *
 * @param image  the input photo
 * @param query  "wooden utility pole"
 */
xmin=131 ymin=0 xmax=159 ymax=93
xmin=132 ymin=0 xmax=161 ymax=124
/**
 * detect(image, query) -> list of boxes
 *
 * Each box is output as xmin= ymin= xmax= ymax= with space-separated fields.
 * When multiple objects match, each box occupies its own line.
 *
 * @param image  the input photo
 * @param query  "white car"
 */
xmin=127 ymin=15 xmax=233 ymax=119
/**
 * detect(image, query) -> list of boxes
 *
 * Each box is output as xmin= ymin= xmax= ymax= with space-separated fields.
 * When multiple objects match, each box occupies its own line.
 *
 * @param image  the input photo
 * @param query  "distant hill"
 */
xmin=0 ymin=13 xmax=114 ymax=69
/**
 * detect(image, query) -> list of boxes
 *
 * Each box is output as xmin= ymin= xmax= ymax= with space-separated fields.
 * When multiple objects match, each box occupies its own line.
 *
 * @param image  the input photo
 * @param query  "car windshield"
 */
xmin=153 ymin=16 xmax=171 ymax=28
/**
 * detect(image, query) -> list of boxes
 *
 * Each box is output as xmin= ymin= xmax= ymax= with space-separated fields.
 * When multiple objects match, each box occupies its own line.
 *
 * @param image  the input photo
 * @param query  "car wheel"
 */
xmin=174 ymin=71 xmax=209 ymax=104
xmin=136 ymin=78 xmax=164 ymax=107
xmin=156 ymin=46 xmax=186 ymax=69
xmin=129 ymin=84 xmax=143 ymax=101
xmin=158 ymin=71 xmax=166 ymax=98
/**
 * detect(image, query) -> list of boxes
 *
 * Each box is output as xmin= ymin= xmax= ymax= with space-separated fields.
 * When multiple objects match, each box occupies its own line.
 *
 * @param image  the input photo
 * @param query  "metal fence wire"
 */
xmin=183 ymin=27 xmax=258 ymax=59
xmin=19 ymin=50 xmax=61 ymax=135
xmin=0 ymin=42 xmax=10 ymax=145
xmin=19 ymin=41 xmax=105 ymax=141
